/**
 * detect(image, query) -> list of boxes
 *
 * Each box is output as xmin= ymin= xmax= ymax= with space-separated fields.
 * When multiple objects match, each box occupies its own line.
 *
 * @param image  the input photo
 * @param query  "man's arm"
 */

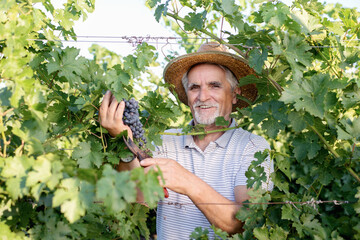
xmin=186 ymin=175 xmax=250 ymax=234
xmin=99 ymin=91 xmax=143 ymax=201
xmin=140 ymin=158 xmax=250 ymax=234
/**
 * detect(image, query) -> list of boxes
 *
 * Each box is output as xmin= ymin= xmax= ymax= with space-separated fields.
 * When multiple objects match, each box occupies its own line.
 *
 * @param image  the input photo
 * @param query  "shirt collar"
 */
xmin=183 ymin=119 xmax=237 ymax=149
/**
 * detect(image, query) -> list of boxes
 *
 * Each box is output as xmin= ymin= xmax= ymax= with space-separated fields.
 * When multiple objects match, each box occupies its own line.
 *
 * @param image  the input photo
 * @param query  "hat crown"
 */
xmin=197 ymin=42 xmax=229 ymax=53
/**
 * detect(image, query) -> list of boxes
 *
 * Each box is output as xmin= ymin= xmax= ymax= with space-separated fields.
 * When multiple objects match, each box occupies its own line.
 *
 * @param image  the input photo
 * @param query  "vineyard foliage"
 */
xmin=0 ymin=0 xmax=360 ymax=239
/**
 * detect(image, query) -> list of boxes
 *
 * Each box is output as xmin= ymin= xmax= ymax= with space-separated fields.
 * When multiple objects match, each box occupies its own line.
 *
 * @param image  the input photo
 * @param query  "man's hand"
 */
xmin=140 ymin=158 xmax=192 ymax=195
xmin=99 ymin=91 xmax=133 ymax=139
xmin=141 ymin=157 xmax=249 ymax=234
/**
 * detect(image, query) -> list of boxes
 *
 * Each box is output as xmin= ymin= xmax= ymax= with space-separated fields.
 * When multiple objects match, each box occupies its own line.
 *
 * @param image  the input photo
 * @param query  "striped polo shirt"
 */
xmin=153 ymin=119 xmax=274 ymax=239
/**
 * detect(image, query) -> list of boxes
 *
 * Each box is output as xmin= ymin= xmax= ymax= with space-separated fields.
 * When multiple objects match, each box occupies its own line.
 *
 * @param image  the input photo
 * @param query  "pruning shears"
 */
xmin=123 ymin=136 xmax=169 ymax=198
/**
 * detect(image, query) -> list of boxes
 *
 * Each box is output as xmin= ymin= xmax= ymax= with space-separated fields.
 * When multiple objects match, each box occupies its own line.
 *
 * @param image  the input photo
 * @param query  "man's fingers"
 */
xmin=140 ymin=158 xmax=158 ymax=167
xmin=115 ymin=101 xmax=125 ymax=121
xmin=99 ymin=90 xmax=111 ymax=122
xmin=108 ymin=95 xmax=119 ymax=120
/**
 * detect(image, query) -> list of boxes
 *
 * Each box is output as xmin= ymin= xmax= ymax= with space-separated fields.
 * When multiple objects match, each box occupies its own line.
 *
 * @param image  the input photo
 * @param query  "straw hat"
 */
xmin=163 ymin=42 xmax=258 ymax=111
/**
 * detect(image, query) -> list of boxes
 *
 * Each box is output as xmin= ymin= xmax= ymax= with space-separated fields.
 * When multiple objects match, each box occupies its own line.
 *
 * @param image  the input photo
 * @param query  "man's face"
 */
xmin=186 ymin=64 xmax=237 ymax=125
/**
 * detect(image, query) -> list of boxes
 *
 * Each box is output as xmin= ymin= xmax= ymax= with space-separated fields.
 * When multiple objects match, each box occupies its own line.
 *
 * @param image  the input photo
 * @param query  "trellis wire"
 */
xmin=135 ymin=198 xmax=354 ymax=210
xmin=58 ymin=149 xmax=279 ymax=158
xmin=27 ymin=35 xmax=360 ymax=49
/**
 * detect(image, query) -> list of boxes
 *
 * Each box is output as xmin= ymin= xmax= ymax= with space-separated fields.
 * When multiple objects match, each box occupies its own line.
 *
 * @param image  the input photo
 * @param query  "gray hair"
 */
xmin=181 ymin=63 xmax=238 ymax=94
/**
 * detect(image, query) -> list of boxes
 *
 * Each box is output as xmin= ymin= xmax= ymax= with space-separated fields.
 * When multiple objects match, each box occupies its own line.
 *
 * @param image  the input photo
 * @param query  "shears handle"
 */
xmin=163 ymin=188 xmax=169 ymax=198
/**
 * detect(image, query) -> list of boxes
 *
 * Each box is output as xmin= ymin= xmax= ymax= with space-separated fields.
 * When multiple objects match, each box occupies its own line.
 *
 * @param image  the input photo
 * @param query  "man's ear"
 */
xmin=232 ymin=87 xmax=241 ymax=104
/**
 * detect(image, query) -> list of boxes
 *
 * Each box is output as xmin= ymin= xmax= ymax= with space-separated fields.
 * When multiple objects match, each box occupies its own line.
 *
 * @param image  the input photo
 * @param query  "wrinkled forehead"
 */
xmin=187 ymin=64 xmax=227 ymax=82
xmin=187 ymin=63 xmax=226 ymax=75
xmin=187 ymin=63 xmax=225 ymax=78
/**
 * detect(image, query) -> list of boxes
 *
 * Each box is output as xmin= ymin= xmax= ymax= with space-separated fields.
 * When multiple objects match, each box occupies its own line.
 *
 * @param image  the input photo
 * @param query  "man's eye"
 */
xmin=211 ymin=84 xmax=221 ymax=88
xmin=189 ymin=85 xmax=199 ymax=90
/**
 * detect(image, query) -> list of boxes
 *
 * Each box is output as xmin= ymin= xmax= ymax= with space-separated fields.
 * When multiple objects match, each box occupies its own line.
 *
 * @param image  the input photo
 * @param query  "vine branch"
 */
xmin=0 ymin=108 xmax=14 ymax=157
xmin=310 ymin=38 xmax=342 ymax=79
xmin=166 ymin=12 xmax=248 ymax=58
xmin=308 ymin=125 xmax=360 ymax=183
xmin=159 ymin=122 xmax=250 ymax=136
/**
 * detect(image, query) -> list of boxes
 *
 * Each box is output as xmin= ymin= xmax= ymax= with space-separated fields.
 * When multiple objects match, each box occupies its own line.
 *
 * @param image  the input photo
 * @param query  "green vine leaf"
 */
xmin=292 ymin=132 xmax=321 ymax=160
xmin=154 ymin=2 xmax=169 ymax=22
xmin=245 ymin=150 xmax=269 ymax=190
xmin=251 ymin=100 xmax=289 ymax=138
xmin=272 ymin=34 xmax=312 ymax=81
xmin=26 ymin=157 xmax=52 ymax=188
xmin=189 ymin=227 xmax=209 ymax=240
xmin=261 ymin=2 xmax=290 ymax=28
xmin=96 ymin=165 xmax=137 ymax=213
xmin=131 ymin=167 xmax=163 ymax=208
xmin=280 ymin=74 xmax=331 ymax=118
xmin=53 ymin=178 xmax=92 ymax=223
xmin=47 ymin=47 xmax=87 ymax=87
xmin=281 ymin=203 xmax=301 ymax=222
xmin=0 ymin=222 xmax=26 ymax=240
xmin=184 ymin=11 xmax=207 ymax=31
xmin=221 ymin=0 xmax=237 ymax=15
xmin=336 ymin=117 xmax=360 ymax=141
xmin=146 ymin=0 xmax=161 ymax=8
xmin=215 ymin=116 xmax=230 ymax=126
xmin=72 ymin=141 xmax=103 ymax=168
xmin=291 ymin=9 xmax=323 ymax=36
xmin=248 ymin=45 xmax=268 ymax=74
xmin=0 ymin=87 xmax=11 ymax=107
xmin=1 ymin=156 xmax=34 ymax=199
xmin=288 ymin=110 xmax=313 ymax=133
xmin=253 ymin=226 xmax=269 ymax=240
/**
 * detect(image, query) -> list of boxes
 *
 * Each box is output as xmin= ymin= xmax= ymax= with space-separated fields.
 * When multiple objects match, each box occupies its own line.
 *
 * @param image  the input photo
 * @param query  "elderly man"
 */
xmin=100 ymin=42 xmax=273 ymax=239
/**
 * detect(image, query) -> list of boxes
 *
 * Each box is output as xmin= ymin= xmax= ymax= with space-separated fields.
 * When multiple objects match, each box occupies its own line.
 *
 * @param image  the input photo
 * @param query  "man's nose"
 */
xmin=198 ymin=88 xmax=210 ymax=102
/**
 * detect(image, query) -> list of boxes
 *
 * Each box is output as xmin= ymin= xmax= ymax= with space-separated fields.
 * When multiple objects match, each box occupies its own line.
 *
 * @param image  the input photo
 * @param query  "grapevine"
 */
xmin=0 ymin=0 xmax=359 ymax=239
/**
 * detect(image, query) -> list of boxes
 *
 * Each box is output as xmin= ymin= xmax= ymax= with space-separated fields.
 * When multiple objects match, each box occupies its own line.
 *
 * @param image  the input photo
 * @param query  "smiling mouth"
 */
xmin=197 ymin=105 xmax=214 ymax=109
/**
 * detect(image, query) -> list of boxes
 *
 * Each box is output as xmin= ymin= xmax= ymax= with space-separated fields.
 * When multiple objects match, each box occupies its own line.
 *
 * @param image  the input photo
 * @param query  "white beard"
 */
xmin=193 ymin=101 xmax=220 ymax=125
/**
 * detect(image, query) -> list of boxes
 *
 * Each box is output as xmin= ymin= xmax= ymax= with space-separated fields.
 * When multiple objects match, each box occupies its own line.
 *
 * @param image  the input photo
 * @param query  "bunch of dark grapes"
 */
xmin=122 ymin=98 xmax=147 ymax=147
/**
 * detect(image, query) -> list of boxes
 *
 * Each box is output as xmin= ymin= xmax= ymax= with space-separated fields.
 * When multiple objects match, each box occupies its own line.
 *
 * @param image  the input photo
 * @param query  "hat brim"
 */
xmin=163 ymin=51 xmax=258 ymax=111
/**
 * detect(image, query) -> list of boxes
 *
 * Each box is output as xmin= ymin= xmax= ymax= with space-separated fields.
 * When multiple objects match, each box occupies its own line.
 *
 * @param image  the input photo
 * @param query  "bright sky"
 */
xmin=67 ymin=0 xmax=174 ymax=58
xmin=67 ymin=0 xmax=360 ymax=59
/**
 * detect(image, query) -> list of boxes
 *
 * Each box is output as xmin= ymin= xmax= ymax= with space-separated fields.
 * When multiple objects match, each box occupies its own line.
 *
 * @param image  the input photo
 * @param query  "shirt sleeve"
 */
xmin=235 ymin=134 xmax=274 ymax=191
